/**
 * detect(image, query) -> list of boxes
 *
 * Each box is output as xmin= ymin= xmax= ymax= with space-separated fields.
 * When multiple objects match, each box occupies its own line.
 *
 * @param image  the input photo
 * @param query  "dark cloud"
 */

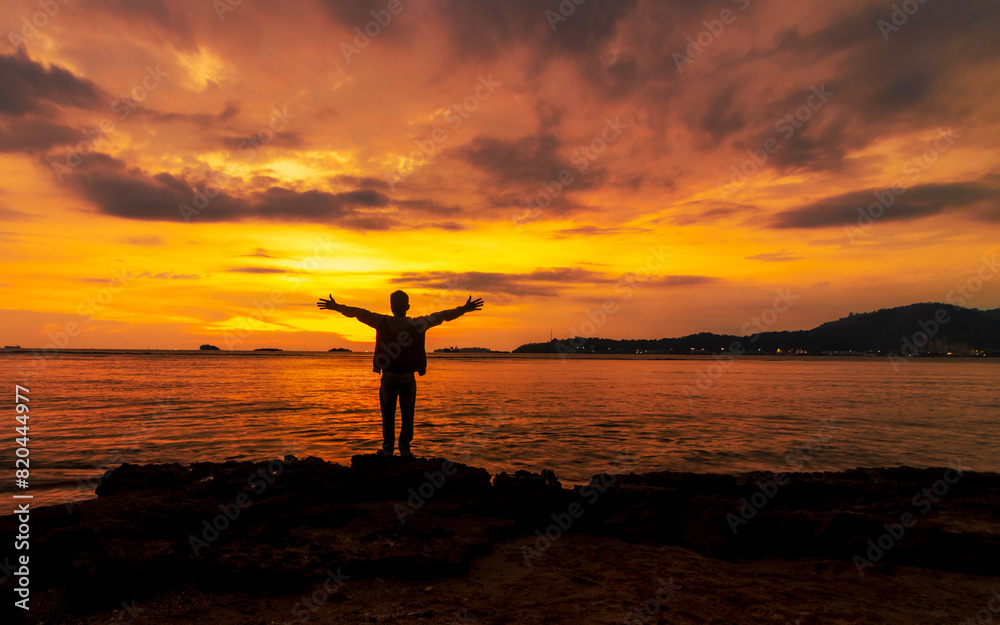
xmin=394 ymin=198 xmax=461 ymax=215
xmin=66 ymin=153 xmax=464 ymax=229
xmin=534 ymin=100 xmax=563 ymax=132
xmin=316 ymin=0 xmax=642 ymax=97
xmin=251 ymin=187 xmax=389 ymax=221
xmin=424 ymin=221 xmax=467 ymax=231
xmin=90 ymin=0 xmax=197 ymax=51
xmin=548 ymin=225 xmax=651 ymax=239
xmin=646 ymin=275 xmax=717 ymax=287
xmin=314 ymin=0 xmax=411 ymax=33
xmin=390 ymin=267 xmax=715 ymax=296
xmin=148 ymin=102 xmax=241 ymax=126
xmin=329 ymin=174 xmax=389 ymax=190
xmin=391 ymin=267 xmax=611 ymax=297
xmin=711 ymin=82 xmax=854 ymax=176
xmin=315 ymin=0 xmax=642 ymax=70
xmin=0 ymin=119 xmax=87 ymax=153
xmin=770 ymin=182 xmax=997 ymax=229
xmin=69 ymin=153 xmax=251 ymax=221
xmin=763 ymin=118 xmax=855 ymax=174
xmin=737 ymin=0 xmax=1000 ymax=171
xmin=244 ymin=248 xmax=277 ymax=258
xmin=432 ymin=0 xmax=639 ymax=60
xmin=451 ymin=131 xmax=604 ymax=215
xmin=746 ymin=250 xmax=802 ymax=262
xmin=668 ymin=202 xmax=751 ymax=226
xmin=225 ymin=267 xmax=292 ymax=274
xmin=455 ymin=133 xmax=567 ymax=186
xmin=153 ymin=272 xmax=199 ymax=280
xmin=120 ymin=235 xmax=164 ymax=245
xmin=0 ymin=51 xmax=106 ymax=117
xmin=0 ymin=205 xmax=33 ymax=222
xmin=699 ymin=86 xmax=746 ymax=146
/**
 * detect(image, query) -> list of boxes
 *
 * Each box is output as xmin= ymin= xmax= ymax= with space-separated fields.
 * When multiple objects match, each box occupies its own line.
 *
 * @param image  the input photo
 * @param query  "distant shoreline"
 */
xmin=0 ymin=348 xmax=997 ymax=360
xmin=0 ymin=348 xmax=997 ymax=359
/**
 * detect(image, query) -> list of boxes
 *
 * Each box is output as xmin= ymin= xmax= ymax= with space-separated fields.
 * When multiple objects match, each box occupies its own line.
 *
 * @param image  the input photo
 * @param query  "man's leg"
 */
xmin=397 ymin=373 xmax=417 ymax=453
xmin=378 ymin=374 xmax=399 ymax=454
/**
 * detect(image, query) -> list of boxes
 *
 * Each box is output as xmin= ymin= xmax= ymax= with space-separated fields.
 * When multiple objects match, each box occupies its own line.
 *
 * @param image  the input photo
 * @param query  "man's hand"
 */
xmin=461 ymin=296 xmax=484 ymax=313
xmin=316 ymin=294 xmax=339 ymax=311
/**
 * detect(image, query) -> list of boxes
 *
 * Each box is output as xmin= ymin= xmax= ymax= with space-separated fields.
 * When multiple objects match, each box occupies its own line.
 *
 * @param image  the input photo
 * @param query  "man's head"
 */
xmin=390 ymin=290 xmax=409 ymax=317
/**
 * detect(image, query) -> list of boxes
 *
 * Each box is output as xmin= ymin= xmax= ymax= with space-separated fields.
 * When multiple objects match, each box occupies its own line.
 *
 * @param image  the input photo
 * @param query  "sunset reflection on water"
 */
xmin=2 ymin=351 xmax=997 ymax=511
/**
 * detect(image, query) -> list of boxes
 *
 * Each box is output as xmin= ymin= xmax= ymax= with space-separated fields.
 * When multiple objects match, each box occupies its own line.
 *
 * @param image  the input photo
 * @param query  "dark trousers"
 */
xmin=379 ymin=371 xmax=416 ymax=453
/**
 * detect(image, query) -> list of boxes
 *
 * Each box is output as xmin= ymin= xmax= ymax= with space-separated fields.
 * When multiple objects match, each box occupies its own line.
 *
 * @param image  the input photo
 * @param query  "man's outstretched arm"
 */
xmin=316 ymin=294 xmax=382 ymax=328
xmin=420 ymin=296 xmax=484 ymax=330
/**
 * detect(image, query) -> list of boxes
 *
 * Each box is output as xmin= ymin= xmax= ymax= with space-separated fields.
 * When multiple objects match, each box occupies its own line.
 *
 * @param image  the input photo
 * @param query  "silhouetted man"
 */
xmin=316 ymin=291 xmax=484 ymax=458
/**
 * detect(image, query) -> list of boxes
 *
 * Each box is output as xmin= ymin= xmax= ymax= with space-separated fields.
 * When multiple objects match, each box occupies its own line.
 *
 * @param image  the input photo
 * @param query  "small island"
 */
xmin=198 ymin=344 xmax=221 ymax=350
xmin=433 ymin=346 xmax=506 ymax=353
xmin=328 ymin=347 xmax=352 ymax=352
xmin=253 ymin=348 xmax=283 ymax=352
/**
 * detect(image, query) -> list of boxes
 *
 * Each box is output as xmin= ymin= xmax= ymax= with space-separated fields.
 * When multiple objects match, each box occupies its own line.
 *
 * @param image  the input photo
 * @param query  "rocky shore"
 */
xmin=2 ymin=455 xmax=998 ymax=624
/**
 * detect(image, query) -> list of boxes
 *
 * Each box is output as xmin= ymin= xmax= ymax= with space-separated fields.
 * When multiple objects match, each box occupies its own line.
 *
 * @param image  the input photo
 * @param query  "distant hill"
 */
xmin=513 ymin=303 xmax=1000 ymax=356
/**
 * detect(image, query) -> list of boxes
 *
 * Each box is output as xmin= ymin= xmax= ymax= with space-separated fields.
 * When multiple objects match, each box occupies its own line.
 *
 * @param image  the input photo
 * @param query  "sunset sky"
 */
xmin=1 ymin=0 xmax=998 ymax=351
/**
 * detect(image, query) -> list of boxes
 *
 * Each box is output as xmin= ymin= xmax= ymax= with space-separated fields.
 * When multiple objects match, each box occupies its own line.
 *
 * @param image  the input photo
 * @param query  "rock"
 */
xmin=1 ymin=459 xmax=998 ymax=620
